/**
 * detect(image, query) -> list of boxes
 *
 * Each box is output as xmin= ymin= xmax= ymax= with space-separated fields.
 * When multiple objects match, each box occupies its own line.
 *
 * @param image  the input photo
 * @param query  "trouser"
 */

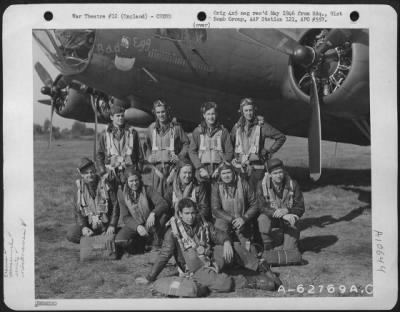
xmin=106 ymin=167 xmax=125 ymax=193
xmin=213 ymin=243 xmax=259 ymax=272
xmin=149 ymin=163 xmax=175 ymax=198
xmin=258 ymin=214 xmax=300 ymax=250
xmin=195 ymin=163 xmax=221 ymax=196
xmin=192 ymin=246 xmax=280 ymax=292
xmin=114 ymin=226 xmax=147 ymax=254
xmin=115 ymin=213 xmax=169 ymax=253
xmin=106 ymin=164 xmax=138 ymax=193
xmin=192 ymin=266 xmax=248 ymax=293
xmin=66 ymin=224 xmax=109 ymax=244
xmin=214 ymin=219 xmax=260 ymax=272
xmin=234 ymin=166 xmax=265 ymax=190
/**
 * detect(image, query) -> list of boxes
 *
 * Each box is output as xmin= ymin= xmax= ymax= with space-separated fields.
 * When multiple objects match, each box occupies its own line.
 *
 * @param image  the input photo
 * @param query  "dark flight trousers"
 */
xmin=115 ymin=213 xmax=169 ymax=253
xmin=234 ymin=167 xmax=265 ymax=190
xmin=258 ymin=214 xmax=300 ymax=250
xmin=190 ymin=245 xmax=251 ymax=292
xmin=66 ymin=224 xmax=106 ymax=244
xmin=149 ymin=162 xmax=174 ymax=198
xmin=214 ymin=219 xmax=260 ymax=271
xmin=195 ymin=163 xmax=221 ymax=198
xmin=191 ymin=266 xmax=248 ymax=293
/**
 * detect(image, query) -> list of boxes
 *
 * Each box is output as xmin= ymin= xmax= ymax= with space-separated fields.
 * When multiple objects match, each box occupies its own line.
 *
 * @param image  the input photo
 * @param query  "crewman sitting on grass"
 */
xmin=114 ymin=168 xmax=169 ymax=255
xmin=135 ymin=198 xmax=282 ymax=293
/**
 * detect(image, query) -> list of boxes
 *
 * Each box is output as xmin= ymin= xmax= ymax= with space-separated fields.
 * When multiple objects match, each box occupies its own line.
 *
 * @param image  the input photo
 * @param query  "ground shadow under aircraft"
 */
xmin=298 ymin=235 xmax=339 ymax=253
xmin=341 ymin=186 xmax=371 ymax=205
xmin=297 ymin=205 xmax=371 ymax=232
xmin=285 ymin=166 xmax=371 ymax=191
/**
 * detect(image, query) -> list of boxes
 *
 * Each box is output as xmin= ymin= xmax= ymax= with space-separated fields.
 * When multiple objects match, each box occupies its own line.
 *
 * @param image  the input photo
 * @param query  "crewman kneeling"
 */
xmin=115 ymin=168 xmax=169 ymax=254
xmin=135 ymin=198 xmax=282 ymax=294
xmin=211 ymin=162 xmax=259 ymax=262
xmin=67 ymin=157 xmax=119 ymax=243
xmin=256 ymin=158 xmax=305 ymax=266
xmin=164 ymin=159 xmax=211 ymax=220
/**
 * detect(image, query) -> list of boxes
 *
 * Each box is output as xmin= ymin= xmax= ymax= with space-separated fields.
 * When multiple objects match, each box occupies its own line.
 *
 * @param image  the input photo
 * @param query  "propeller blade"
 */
xmin=48 ymin=99 xmax=55 ymax=149
xmin=308 ymin=71 xmax=322 ymax=181
xmin=316 ymin=29 xmax=353 ymax=54
xmin=34 ymin=62 xmax=53 ymax=87
xmin=38 ymin=99 xmax=52 ymax=106
xmin=237 ymin=29 xmax=300 ymax=56
xmin=90 ymin=95 xmax=98 ymax=161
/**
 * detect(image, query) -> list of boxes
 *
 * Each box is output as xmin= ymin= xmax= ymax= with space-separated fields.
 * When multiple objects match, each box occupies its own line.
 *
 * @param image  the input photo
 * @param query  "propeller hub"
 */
xmin=41 ymin=86 xmax=52 ymax=96
xmin=290 ymin=29 xmax=353 ymax=99
xmin=293 ymin=45 xmax=315 ymax=67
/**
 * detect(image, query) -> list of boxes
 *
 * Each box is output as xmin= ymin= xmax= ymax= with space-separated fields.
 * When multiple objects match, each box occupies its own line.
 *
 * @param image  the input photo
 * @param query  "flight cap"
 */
xmin=266 ymin=158 xmax=284 ymax=173
xmin=110 ymin=99 xmax=127 ymax=115
xmin=78 ymin=157 xmax=95 ymax=173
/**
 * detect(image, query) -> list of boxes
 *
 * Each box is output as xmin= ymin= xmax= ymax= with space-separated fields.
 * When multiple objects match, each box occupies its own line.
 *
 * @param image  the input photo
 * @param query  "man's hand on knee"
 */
xmin=223 ymin=241 xmax=234 ymax=263
xmin=273 ymin=208 xmax=288 ymax=218
xmin=82 ymin=227 xmax=94 ymax=237
xmin=282 ymin=214 xmax=299 ymax=227
xmin=232 ymin=217 xmax=245 ymax=230
xmin=137 ymin=225 xmax=149 ymax=237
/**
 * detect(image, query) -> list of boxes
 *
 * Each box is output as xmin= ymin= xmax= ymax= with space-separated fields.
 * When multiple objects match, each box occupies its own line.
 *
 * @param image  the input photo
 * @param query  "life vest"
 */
xmin=198 ymin=130 xmax=223 ymax=164
xmin=172 ymin=182 xmax=197 ymax=214
xmin=234 ymin=124 xmax=261 ymax=163
xmin=76 ymin=179 xmax=110 ymax=226
xmin=170 ymin=216 xmax=212 ymax=273
xmin=150 ymin=125 xmax=176 ymax=163
xmin=122 ymin=186 xmax=151 ymax=225
xmin=218 ymin=176 xmax=246 ymax=218
xmin=105 ymin=127 xmax=135 ymax=170
xmin=261 ymin=173 xmax=294 ymax=210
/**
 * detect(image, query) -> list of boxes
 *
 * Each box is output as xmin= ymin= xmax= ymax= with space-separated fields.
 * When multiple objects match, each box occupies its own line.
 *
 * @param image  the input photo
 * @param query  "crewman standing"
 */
xmin=189 ymin=101 xmax=233 ymax=185
xmin=146 ymin=100 xmax=190 ymax=197
xmin=96 ymin=99 xmax=144 ymax=193
xmin=231 ymin=98 xmax=286 ymax=189
xmin=66 ymin=157 xmax=119 ymax=243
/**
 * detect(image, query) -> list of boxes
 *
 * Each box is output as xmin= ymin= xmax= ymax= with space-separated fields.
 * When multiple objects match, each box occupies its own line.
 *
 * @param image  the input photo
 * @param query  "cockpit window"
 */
xmin=33 ymin=29 xmax=95 ymax=75
xmin=155 ymin=29 xmax=207 ymax=42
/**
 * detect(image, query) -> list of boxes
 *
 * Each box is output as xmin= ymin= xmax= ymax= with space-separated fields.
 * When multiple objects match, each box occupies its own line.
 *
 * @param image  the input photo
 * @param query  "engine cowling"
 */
xmin=53 ymin=82 xmax=97 ymax=122
xmin=287 ymin=29 xmax=369 ymax=118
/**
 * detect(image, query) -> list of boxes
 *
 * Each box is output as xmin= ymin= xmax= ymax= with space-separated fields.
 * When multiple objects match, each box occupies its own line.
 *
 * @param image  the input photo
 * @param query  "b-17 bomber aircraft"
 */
xmin=33 ymin=28 xmax=370 ymax=180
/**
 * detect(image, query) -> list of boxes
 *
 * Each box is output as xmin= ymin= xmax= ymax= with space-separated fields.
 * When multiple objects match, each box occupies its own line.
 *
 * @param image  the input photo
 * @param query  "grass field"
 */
xmin=34 ymin=136 xmax=372 ymax=298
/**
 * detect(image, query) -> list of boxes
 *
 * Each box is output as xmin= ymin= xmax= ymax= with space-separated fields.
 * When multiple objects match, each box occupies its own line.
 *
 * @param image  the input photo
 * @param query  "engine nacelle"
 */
xmin=124 ymin=108 xmax=154 ymax=127
xmin=56 ymin=83 xmax=95 ymax=122
xmin=113 ymin=96 xmax=154 ymax=127
xmin=285 ymin=29 xmax=369 ymax=119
